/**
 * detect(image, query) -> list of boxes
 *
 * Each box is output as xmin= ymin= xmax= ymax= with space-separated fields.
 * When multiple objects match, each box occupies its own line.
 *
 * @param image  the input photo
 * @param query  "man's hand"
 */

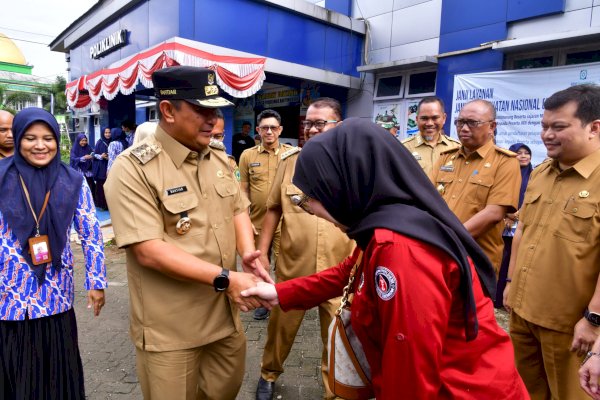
xmin=241 ymin=250 xmax=274 ymax=284
xmin=227 ymin=272 xmax=273 ymax=312
xmin=571 ymin=317 xmax=600 ymax=357
xmin=241 ymin=282 xmax=279 ymax=307
xmin=87 ymin=289 xmax=105 ymax=316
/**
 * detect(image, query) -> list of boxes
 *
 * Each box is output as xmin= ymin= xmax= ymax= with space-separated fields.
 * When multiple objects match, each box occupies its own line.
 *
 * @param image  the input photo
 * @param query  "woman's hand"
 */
xmin=241 ymin=282 xmax=279 ymax=307
xmin=87 ymin=289 xmax=105 ymax=316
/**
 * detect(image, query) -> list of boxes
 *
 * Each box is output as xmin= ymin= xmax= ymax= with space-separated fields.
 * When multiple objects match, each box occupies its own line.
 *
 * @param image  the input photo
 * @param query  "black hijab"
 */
xmin=293 ymin=118 xmax=496 ymax=341
xmin=0 ymin=108 xmax=83 ymax=282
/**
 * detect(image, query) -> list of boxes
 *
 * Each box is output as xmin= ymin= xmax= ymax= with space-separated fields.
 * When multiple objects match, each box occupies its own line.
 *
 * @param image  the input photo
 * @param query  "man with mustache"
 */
xmin=0 ymin=110 xmax=14 ymax=159
xmin=431 ymin=99 xmax=520 ymax=274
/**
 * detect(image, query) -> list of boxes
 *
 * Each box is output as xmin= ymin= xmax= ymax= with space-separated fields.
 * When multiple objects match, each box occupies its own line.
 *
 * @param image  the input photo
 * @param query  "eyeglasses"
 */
xmin=257 ymin=125 xmax=281 ymax=133
xmin=211 ymin=132 xmax=225 ymax=140
xmin=302 ymin=120 xmax=338 ymax=131
xmin=453 ymin=119 xmax=494 ymax=129
xmin=290 ymin=193 xmax=313 ymax=215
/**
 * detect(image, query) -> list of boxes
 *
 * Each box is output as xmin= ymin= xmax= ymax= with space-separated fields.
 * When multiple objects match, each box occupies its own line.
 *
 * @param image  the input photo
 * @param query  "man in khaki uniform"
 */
xmin=210 ymin=108 xmax=240 ymax=180
xmin=0 ymin=110 xmax=14 ymax=159
xmin=254 ymin=98 xmax=355 ymax=400
xmin=239 ymin=109 xmax=293 ymax=320
xmin=505 ymin=84 xmax=600 ymax=400
xmin=430 ymin=99 xmax=520 ymax=273
xmin=105 ymin=66 xmax=271 ymax=400
xmin=402 ymin=96 xmax=460 ymax=176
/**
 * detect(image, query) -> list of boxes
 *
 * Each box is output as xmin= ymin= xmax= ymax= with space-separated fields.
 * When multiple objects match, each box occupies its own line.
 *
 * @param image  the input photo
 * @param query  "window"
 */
xmin=375 ymin=70 xmax=436 ymax=100
xmin=93 ymin=116 xmax=100 ymax=126
xmin=148 ymin=108 xmax=157 ymax=121
xmin=566 ymin=49 xmax=600 ymax=65
xmin=513 ymin=56 xmax=554 ymax=69
xmin=375 ymin=76 xmax=403 ymax=99
xmin=407 ymin=71 xmax=436 ymax=96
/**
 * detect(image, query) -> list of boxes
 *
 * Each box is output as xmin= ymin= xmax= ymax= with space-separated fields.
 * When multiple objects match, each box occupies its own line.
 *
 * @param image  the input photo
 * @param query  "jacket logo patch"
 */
xmin=375 ymin=266 xmax=397 ymax=301
xmin=166 ymin=186 xmax=188 ymax=196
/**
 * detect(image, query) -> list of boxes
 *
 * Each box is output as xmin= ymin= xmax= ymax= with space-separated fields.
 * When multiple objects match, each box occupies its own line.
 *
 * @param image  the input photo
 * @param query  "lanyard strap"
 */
xmin=19 ymin=176 xmax=50 ymax=237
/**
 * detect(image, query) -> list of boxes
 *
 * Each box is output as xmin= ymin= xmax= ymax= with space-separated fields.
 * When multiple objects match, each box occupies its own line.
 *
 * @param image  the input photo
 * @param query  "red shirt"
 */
xmin=277 ymin=229 xmax=528 ymax=400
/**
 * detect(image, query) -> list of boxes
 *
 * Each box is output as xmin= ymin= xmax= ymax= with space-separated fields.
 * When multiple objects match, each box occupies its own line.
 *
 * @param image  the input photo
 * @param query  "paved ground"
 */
xmin=73 ymin=240 xmax=509 ymax=400
xmin=73 ymin=244 xmax=326 ymax=400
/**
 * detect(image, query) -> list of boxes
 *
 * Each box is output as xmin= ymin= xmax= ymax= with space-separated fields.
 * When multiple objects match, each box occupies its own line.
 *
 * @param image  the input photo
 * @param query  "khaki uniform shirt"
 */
xmin=239 ymin=143 xmax=293 ymax=231
xmin=402 ymin=133 xmax=461 ymax=176
xmin=267 ymin=149 xmax=355 ymax=281
xmin=105 ymin=126 xmax=249 ymax=352
xmin=508 ymin=149 xmax=600 ymax=333
xmin=431 ymin=140 xmax=520 ymax=270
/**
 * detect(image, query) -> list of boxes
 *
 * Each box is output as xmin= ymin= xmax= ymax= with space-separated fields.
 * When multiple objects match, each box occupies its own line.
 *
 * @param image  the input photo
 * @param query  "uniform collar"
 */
xmin=258 ymin=143 xmax=282 ymax=155
xmin=557 ymin=147 xmax=600 ymax=179
xmin=458 ymin=139 xmax=494 ymax=159
xmin=154 ymin=125 xmax=208 ymax=168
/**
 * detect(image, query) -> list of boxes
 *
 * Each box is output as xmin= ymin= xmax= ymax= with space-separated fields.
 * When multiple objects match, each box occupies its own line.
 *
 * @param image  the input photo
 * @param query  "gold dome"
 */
xmin=0 ymin=33 xmax=26 ymax=65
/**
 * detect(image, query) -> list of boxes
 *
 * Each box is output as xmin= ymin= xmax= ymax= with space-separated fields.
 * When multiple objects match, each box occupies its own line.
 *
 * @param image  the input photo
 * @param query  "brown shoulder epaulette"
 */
xmin=495 ymin=146 xmax=517 ymax=157
xmin=281 ymin=146 xmax=301 ymax=160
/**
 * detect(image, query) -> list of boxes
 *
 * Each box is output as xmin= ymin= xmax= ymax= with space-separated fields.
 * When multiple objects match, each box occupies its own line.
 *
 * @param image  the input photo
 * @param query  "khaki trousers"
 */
xmin=260 ymin=296 xmax=340 ymax=399
xmin=136 ymin=330 xmax=246 ymax=400
xmin=510 ymin=312 xmax=586 ymax=400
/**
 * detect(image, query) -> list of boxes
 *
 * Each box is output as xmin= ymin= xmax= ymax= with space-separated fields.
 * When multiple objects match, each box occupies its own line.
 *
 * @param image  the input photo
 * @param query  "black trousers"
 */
xmin=0 ymin=308 xmax=85 ymax=400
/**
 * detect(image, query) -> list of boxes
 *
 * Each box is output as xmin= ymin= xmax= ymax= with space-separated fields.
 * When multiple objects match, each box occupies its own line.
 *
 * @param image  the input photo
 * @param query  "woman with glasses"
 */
xmin=0 ymin=108 xmax=107 ymax=399
xmin=243 ymin=118 xmax=528 ymax=399
xmin=496 ymin=143 xmax=533 ymax=308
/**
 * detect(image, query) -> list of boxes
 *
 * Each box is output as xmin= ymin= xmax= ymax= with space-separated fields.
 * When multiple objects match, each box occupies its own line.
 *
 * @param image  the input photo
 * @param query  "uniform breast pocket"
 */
xmin=161 ymin=193 xmax=199 ymax=238
xmin=215 ymin=181 xmax=237 ymax=210
xmin=554 ymin=199 xmax=597 ymax=242
xmin=466 ymin=175 xmax=493 ymax=205
xmin=285 ymin=184 xmax=304 ymax=213
xmin=249 ymin=167 xmax=266 ymax=183
xmin=521 ymin=192 xmax=541 ymax=227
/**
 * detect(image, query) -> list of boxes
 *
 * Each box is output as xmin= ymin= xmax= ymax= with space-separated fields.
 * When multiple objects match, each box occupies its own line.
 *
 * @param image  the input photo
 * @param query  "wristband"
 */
xmin=582 ymin=351 xmax=600 ymax=366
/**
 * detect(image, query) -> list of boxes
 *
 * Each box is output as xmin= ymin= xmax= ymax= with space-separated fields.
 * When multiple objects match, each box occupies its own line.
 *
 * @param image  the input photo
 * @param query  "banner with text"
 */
xmin=452 ymin=62 xmax=600 ymax=165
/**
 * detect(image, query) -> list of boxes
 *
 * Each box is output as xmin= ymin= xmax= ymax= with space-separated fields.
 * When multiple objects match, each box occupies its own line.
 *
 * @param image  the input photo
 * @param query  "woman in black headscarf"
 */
xmin=243 ymin=118 xmax=527 ymax=399
xmin=92 ymin=126 xmax=111 ymax=209
xmin=0 ymin=108 xmax=107 ymax=399
xmin=496 ymin=143 xmax=533 ymax=308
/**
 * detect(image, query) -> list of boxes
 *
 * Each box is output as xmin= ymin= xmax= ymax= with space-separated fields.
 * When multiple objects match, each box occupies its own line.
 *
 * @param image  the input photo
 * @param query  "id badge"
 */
xmin=28 ymin=235 xmax=52 ymax=265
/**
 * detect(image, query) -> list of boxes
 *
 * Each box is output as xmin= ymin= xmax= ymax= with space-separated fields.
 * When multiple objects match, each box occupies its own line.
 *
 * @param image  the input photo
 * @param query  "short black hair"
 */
xmin=257 ymin=109 xmax=282 ymax=125
xmin=215 ymin=108 xmax=224 ymax=120
xmin=309 ymin=97 xmax=342 ymax=120
xmin=242 ymin=121 xmax=251 ymax=127
xmin=121 ymin=119 xmax=135 ymax=130
xmin=544 ymin=84 xmax=600 ymax=126
xmin=417 ymin=96 xmax=445 ymax=113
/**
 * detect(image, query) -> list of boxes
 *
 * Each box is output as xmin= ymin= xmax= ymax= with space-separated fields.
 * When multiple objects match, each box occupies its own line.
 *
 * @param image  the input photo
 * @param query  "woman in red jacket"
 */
xmin=243 ymin=118 xmax=528 ymax=399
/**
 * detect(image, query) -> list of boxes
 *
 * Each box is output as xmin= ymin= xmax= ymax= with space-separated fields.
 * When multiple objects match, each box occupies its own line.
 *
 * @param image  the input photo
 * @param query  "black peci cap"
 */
xmin=152 ymin=66 xmax=233 ymax=108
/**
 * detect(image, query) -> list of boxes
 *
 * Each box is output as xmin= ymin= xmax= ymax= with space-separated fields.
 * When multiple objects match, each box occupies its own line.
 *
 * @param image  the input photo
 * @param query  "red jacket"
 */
xmin=277 ymin=229 xmax=529 ymax=400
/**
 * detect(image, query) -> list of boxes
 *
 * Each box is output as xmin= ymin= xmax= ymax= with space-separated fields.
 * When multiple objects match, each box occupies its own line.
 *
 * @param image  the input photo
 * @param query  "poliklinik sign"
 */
xmin=89 ymin=30 xmax=128 ymax=59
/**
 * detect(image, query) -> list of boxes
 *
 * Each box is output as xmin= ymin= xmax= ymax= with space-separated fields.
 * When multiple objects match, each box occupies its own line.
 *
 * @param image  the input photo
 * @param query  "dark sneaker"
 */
xmin=253 ymin=307 xmax=270 ymax=320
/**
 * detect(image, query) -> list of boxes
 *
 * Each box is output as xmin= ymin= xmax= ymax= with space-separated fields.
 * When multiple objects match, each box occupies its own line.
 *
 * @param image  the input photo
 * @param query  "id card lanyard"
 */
xmin=19 ymin=176 xmax=53 ymax=265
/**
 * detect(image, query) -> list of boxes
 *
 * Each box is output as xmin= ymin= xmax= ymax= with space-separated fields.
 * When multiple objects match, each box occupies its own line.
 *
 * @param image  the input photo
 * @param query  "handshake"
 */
xmin=225 ymin=249 xmax=279 ymax=312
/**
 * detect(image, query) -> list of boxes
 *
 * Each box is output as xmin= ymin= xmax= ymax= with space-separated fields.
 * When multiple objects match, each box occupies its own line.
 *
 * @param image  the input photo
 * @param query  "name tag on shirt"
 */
xmin=166 ymin=186 xmax=188 ymax=196
xmin=249 ymin=162 xmax=261 ymax=167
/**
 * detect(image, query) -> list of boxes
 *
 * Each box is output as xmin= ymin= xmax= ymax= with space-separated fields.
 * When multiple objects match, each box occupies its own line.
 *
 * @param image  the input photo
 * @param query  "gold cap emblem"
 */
xmin=208 ymin=73 xmax=215 ymax=85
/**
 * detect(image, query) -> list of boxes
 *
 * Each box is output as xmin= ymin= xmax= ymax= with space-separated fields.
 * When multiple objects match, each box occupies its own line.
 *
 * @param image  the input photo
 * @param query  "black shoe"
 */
xmin=253 ymin=307 xmax=270 ymax=320
xmin=255 ymin=377 xmax=274 ymax=400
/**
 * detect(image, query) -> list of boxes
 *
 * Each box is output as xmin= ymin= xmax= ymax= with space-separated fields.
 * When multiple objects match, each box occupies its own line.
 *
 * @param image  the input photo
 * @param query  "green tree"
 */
xmin=0 ymin=84 xmax=35 ymax=113
xmin=42 ymin=76 xmax=67 ymax=114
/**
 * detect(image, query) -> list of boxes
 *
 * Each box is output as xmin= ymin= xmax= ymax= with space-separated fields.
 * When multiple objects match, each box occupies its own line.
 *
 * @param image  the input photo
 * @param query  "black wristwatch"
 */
xmin=584 ymin=308 xmax=600 ymax=327
xmin=213 ymin=268 xmax=230 ymax=292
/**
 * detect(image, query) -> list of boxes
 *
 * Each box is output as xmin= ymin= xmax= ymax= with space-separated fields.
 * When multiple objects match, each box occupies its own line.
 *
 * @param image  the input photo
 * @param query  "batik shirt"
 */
xmin=0 ymin=180 xmax=107 ymax=320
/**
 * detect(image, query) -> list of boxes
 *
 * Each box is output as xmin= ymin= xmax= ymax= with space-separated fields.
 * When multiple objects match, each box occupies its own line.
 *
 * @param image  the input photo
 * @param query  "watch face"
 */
xmin=214 ymin=275 xmax=229 ymax=292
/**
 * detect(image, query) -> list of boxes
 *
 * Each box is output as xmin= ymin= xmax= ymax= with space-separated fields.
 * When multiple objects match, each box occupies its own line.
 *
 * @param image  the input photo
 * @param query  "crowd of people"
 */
xmin=1 ymin=64 xmax=600 ymax=400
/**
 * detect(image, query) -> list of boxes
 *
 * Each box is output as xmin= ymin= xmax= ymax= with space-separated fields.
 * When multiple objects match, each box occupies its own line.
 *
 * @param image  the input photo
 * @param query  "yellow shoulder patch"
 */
xmin=495 ymin=146 xmax=517 ymax=157
xmin=281 ymin=146 xmax=301 ymax=160
xmin=130 ymin=143 xmax=161 ymax=165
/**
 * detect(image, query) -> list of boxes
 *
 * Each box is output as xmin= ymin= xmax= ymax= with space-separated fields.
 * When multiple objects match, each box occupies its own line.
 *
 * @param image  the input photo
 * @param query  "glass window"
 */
xmin=513 ymin=56 xmax=554 ymax=69
xmin=376 ymin=76 xmax=403 ymax=98
xmin=407 ymin=71 xmax=436 ymax=95
xmin=566 ymin=50 xmax=600 ymax=65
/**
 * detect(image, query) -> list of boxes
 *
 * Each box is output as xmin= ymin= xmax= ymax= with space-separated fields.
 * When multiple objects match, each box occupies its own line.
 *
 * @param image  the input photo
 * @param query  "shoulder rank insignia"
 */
xmin=440 ymin=147 xmax=460 ymax=155
xmin=444 ymin=134 xmax=461 ymax=144
xmin=495 ymin=146 xmax=517 ymax=157
xmin=130 ymin=143 xmax=161 ymax=165
xmin=401 ymin=136 xmax=415 ymax=144
xmin=209 ymin=140 xmax=226 ymax=151
xmin=281 ymin=146 xmax=301 ymax=160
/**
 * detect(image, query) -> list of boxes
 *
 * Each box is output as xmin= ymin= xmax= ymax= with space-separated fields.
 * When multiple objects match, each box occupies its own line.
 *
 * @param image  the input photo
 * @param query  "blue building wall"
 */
xmin=69 ymin=0 xmax=362 ymax=80
xmin=437 ymin=0 xmax=566 ymax=131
